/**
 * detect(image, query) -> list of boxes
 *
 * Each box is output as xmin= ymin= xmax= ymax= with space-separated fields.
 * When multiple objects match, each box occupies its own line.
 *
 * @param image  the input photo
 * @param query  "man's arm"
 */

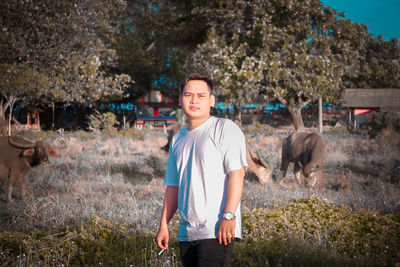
xmin=218 ymin=168 xmax=245 ymax=245
xmin=156 ymin=186 xmax=179 ymax=250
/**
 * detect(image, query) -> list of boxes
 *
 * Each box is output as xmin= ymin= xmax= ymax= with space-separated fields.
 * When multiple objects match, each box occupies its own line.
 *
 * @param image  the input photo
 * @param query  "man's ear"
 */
xmin=210 ymin=95 xmax=215 ymax=107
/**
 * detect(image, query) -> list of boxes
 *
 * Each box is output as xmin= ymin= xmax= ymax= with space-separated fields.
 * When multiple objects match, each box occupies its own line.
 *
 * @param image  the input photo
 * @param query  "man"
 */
xmin=156 ymin=73 xmax=248 ymax=266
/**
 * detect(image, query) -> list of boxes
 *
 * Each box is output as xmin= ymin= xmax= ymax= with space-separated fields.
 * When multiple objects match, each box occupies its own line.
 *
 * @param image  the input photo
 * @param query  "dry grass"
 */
xmin=0 ymin=123 xmax=399 ymax=265
xmin=1 ymin=125 xmax=399 ymax=230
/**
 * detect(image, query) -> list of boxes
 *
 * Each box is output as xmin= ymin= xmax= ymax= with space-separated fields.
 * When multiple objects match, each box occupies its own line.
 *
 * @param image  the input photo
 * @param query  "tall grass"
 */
xmin=1 ymin=125 xmax=399 ymax=266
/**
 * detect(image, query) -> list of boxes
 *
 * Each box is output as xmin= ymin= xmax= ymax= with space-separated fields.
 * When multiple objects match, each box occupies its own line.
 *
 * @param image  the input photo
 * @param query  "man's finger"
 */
xmin=156 ymin=236 xmax=168 ymax=250
xmin=223 ymin=233 xmax=228 ymax=245
xmin=227 ymin=234 xmax=232 ymax=244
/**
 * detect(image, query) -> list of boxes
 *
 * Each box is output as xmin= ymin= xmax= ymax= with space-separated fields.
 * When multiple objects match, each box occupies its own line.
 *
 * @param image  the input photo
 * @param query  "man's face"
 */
xmin=179 ymin=80 xmax=215 ymax=121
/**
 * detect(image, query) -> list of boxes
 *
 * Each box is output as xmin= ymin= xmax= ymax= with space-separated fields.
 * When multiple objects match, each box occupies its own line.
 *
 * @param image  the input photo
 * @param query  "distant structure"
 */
xmin=134 ymin=90 xmax=179 ymax=128
xmin=342 ymin=88 xmax=400 ymax=127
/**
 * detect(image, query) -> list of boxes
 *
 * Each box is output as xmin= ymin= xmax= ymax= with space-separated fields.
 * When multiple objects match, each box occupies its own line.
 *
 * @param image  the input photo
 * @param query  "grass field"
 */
xmin=0 ymin=121 xmax=399 ymax=266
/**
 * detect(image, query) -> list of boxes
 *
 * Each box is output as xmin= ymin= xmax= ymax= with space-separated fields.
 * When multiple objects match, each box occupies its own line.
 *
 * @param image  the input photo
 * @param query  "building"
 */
xmin=342 ymin=88 xmax=400 ymax=127
xmin=134 ymin=90 xmax=179 ymax=128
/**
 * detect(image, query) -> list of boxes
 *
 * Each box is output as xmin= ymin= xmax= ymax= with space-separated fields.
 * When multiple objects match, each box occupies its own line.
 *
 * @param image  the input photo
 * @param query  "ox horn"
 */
xmin=255 ymin=150 xmax=269 ymax=169
xmin=8 ymin=136 xmax=35 ymax=149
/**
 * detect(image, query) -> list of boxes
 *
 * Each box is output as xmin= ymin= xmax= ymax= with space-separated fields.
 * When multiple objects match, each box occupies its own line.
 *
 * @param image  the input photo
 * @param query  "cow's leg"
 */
xmin=7 ymin=177 xmax=15 ymax=203
xmin=294 ymin=161 xmax=303 ymax=187
xmin=16 ymin=175 xmax=25 ymax=200
xmin=281 ymin=159 xmax=290 ymax=179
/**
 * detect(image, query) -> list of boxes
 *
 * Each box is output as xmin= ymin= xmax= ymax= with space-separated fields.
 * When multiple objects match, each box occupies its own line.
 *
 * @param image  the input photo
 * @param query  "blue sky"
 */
xmin=321 ymin=0 xmax=400 ymax=41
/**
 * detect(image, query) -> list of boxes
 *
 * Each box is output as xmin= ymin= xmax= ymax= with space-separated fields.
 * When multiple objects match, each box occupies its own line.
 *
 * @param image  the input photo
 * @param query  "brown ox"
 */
xmin=281 ymin=132 xmax=327 ymax=187
xmin=0 ymin=136 xmax=64 ymax=202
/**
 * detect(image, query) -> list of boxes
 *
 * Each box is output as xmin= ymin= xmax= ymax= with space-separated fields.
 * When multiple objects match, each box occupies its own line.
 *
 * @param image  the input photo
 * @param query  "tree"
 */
xmin=185 ymin=28 xmax=268 ymax=123
xmin=183 ymin=0 xmax=369 ymax=129
xmin=0 ymin=0 xmax=133 ymax=127
xmin=115 ymin=0 xmax=209 ymax=98
xmin=0 ymin=63 xmax=49 ymax=134
xmin=349 ymin=36 xmax=400 ymax=88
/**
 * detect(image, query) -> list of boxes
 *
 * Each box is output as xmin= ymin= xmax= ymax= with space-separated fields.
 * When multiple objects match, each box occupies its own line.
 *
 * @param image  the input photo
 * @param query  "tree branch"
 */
xmin=275 ymin=93 xmax=288 ymax=107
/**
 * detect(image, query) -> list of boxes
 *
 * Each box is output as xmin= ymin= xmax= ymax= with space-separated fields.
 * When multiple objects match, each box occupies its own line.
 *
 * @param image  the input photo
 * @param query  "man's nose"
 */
xmin=189 ymin=95 xmax=199 ymax=103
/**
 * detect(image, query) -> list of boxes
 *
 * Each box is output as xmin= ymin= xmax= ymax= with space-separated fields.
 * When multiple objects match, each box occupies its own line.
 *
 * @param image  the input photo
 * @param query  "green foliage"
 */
xmin=1 ymin=198 xmax=398 ymax=266
xmin=17 ymin=129 xmax=57 ymax=141
xmin=71 ymin=130 xmax=94 ymax=141
xmin=102 ymin=112 xmax=120 ymax=129
xmin=0 ymin=63 xmax=49 ymax=99
xmin=116 ymin=0 xmax=209 ymax=97
xmin=118 ymin=128 xmax=148 ymax=140
xmin=0 ymin=0 xmax=133 ymax=107
xmin=0 ymin=217 xmax=180 ymax=266
xmin=359 ymin=111 xmax=400 ymax=137
xmin=88 ymin=111 xmax=120 ymax=132
xmin=350 ymin=37 xmax=400 ymax=88
xmin=101 ymin=127 xmax=120 ymax=138
xmin=233 ymin=236 xmax=359 ymax=266
xmin=183 ymin=0 xmax=390 ymax=129
xmin=242 ymin=123 xmax=278 ymax=136
xmin=241 ymin=196 xmax=400 ymax=265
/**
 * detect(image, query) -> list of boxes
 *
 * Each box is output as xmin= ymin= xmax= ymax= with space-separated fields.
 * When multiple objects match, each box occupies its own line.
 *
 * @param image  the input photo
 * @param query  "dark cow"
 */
xmin=0 ymin=136 xmax=64 ymax=202
xmin=162 ymin=124 xmax=273 ymax=185
xmin=161 ymin=123 xmax=183 ymax=152
xmin=281 ymin=131 xmax=327 ymax=187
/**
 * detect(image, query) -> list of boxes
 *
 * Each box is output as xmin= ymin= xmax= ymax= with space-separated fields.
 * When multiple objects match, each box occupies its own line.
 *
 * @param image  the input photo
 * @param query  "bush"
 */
xmin=1 ymin=198 xmax=399 ymax=266
xmin=243 ymin=122 xmax=278 ymax=136
xmin=240 ymin=197 xmax=400 ymax=266
xmin=88 ymin=111 xmax=119 ymax=132
xmin=0 ymin=217 xmax=180 ymax=266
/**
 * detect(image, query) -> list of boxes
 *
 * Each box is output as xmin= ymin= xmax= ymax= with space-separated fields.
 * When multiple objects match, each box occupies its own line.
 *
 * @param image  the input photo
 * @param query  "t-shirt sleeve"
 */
xmin=164 ymin=143 xmax=179 ymax=186
xmin=220 ymin=120 xmax=248 ymax=173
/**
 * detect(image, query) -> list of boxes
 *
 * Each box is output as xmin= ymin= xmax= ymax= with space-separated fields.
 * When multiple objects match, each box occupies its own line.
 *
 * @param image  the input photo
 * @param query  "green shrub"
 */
xmin=101 ymin=127 xmax=119 ymax=138
xmin=72 ymin=130 xmax=93 ymax=140
xmin=103 ymin=112 xmax=119 ymax=129
xmin=17 ymin=130 xmax=54 ymax=141
xmin=0 ymin=217 xmax=180 ymax=267
xmin=243 ymin=122 xmax=277 ymax=136
xmin=88 ymin=111 xmax=119 ymax=132
xmin=241 ymin=196 xmax=400 ymax=266
xmin=1 ymin=198 xmax=399 ymax=266
xmin=118 ymin=127 xmax=149 ymax=140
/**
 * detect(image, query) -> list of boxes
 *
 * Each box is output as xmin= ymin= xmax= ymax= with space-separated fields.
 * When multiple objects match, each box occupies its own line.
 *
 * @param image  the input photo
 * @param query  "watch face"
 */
xmin=224 ymin=212 xmax=234 ymax=220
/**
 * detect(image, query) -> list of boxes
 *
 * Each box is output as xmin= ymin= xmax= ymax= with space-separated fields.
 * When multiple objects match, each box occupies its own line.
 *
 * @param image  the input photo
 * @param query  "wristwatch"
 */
xmin=223 ymin=212 xmax=236 ymax=220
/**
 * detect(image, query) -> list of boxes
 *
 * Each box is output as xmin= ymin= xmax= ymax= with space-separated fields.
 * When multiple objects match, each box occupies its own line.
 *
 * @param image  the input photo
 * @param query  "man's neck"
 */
xmin=188 ymin=115 xmax=211 ymax=131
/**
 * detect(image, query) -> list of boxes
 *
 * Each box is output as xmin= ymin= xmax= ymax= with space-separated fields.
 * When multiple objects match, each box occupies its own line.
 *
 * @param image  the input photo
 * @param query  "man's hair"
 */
xmin=180 ymin=73 xmax=214 ymax=94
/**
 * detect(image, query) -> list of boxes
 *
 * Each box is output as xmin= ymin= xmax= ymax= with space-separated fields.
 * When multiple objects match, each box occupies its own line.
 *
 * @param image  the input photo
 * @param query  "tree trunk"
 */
xmin=287 ymin=105 xmax=305 ymax=131
xmin=27 ymin=112 xmax=31 ymax=126
xmin=318 ymin=97 xmax=323 ymax=133
xmin=0 ymin=100 xmax=8 ymax=136
xmin=275 ymin=94 xmax=311 ymax=132
xmin=8 ymin=98 xmax=17 ymax=136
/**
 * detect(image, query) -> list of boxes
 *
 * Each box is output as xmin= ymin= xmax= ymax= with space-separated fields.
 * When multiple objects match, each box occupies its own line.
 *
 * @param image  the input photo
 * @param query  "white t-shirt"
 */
xmin=164 ymin=116 xmax=248 ymax=241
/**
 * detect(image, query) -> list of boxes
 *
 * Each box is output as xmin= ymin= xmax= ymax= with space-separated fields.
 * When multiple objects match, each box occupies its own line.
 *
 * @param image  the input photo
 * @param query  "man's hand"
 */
xmin=156 ymin=227 xmax=170 ymax=250
xmin=218 ymin=219 xmax=236 ymax=245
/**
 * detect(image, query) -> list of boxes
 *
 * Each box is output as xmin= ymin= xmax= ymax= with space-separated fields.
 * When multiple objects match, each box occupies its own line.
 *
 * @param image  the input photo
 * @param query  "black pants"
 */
xmin=179 ymin=238 xmax=235 ymax=267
